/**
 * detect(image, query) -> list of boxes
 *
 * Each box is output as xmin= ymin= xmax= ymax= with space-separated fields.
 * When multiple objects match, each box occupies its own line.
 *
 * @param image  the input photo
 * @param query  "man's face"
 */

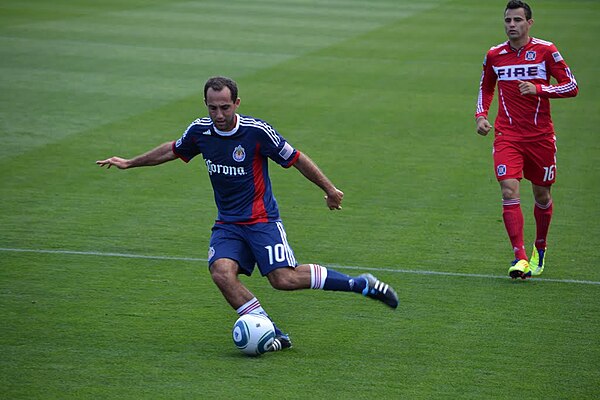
xmin=205 ymin=87 xmax=240 ymax=131
xmin=504 ymin=8 xmax=532 ymax=44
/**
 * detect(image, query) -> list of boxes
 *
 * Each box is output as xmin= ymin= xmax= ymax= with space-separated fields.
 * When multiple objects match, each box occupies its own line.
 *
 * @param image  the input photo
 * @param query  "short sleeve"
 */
xmin=256 ymin=122 xmax=299 ymax=168
xmin=173 ymin=123 xmax=203 ymax=163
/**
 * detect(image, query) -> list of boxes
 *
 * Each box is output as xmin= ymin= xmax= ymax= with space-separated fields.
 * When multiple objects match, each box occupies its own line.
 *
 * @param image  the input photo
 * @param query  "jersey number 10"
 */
xmin=265 ymin=244 xmax=286 ymax=265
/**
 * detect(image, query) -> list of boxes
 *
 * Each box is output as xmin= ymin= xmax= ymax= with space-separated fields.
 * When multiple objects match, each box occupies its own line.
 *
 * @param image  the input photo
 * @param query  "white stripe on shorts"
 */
xmin=276 ymin=221 xmax=296 ymax=266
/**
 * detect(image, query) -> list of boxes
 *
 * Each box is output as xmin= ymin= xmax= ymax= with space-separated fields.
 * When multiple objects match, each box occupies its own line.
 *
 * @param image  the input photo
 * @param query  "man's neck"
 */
xmin=509 ymin=36 xmax=530 ymax=50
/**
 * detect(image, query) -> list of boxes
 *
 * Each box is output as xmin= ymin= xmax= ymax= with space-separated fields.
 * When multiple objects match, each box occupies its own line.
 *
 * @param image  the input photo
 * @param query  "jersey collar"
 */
xmin=509 ymin=36 xmax=532 ymax=53
xmin=213 ymin=114 xmax=240 ymax=137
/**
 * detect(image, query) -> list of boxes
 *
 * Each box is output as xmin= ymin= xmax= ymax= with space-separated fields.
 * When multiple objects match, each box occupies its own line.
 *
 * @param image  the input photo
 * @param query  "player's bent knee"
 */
xmin=267 ymin=268 xmax=299 ymax=291
xmin=210 ymin=270 xmax=229 ymax=287
xmin=209 ymin=260 xmax=239 ymax=287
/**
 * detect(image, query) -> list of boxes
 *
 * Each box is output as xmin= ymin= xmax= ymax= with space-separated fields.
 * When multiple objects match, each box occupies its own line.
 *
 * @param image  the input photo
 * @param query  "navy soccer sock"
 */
xmin=309 ymin=263 xmax=366 ymax=293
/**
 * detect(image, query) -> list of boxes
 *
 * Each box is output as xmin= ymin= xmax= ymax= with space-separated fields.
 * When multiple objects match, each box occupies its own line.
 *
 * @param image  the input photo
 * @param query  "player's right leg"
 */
xmin=500 ymin=179 xmax=530 ymax=278
xmin=508 ymin=259 xmax=531 ymax=280
xmin=208 ymin=224 xmax=291 ymax=351
xmin=494 ymin=138 xmax=529 ymax=277
xmin=209 ymin=258 xmax=292 ymax=351
xmin=209 ymin=257 xmax=255 ymax=309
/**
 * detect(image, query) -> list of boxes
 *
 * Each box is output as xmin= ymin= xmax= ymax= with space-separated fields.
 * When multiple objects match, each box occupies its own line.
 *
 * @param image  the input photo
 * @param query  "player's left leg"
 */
xmin=530 ymin=184 xmax=552 ymax=275
xmin=266 ymin=264 xmax=399 ymax=309
xmin=249 ymin=221 xmax=399 ymax=309
xmin=524 ymin=136 xmax=556 ymax=276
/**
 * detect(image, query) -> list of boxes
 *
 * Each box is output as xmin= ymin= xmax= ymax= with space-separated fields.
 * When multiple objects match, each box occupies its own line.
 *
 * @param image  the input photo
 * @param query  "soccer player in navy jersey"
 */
xmin=97 ymin=76 xmax=398 ymax=351
xmin=475 ymin=1 xmax=578 ymax=279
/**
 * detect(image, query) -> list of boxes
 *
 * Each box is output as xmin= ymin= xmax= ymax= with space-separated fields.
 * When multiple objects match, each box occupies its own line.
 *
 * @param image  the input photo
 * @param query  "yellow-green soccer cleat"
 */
xmin=508 ymin=259 xmax=531 ymax=280
xmin=529 ymin=246 xmax=546 ymax=276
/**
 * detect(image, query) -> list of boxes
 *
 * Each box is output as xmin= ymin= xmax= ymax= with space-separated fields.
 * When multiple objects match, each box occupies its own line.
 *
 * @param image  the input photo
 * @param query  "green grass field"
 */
xmin=1 ymin=0 xmax=599 ymax=398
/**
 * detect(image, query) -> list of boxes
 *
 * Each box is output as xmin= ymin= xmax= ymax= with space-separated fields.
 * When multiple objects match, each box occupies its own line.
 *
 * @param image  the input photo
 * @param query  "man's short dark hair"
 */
xmin=506 ymin=0 xmax=532 ymax=20
xmin=204 ymin=76 xmax=238 ymax=102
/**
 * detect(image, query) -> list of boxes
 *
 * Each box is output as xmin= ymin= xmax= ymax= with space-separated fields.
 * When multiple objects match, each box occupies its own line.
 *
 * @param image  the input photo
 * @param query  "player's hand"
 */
xmin=324 ymin=188 xmax=344 ymax=210
xmin=96 ymin=157 xmax=130 ymax=169
xmin=517 ymin=80 xmax=537 ymax=96
xmin=476 ymin=117 xmax=492 ymax=136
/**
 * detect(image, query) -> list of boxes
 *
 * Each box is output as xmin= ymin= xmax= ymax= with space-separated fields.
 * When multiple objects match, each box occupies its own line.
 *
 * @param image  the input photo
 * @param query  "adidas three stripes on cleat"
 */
xmin=359 ymin=273 xmax=399 ymax=309
xmin=268 ymin=333 xmax=292 ymax=352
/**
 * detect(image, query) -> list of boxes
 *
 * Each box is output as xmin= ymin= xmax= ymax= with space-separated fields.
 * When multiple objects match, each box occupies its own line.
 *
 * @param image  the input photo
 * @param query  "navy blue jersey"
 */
xmin=172 ymin=114 xmax=300 ymax=223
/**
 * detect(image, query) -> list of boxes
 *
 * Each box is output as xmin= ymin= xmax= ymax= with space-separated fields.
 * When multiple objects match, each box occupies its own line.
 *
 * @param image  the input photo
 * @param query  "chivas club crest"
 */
xmin=232 ymin=145 xmax=246 ymax=162
xmin=525 ymin=51 xmax=536 ymax=61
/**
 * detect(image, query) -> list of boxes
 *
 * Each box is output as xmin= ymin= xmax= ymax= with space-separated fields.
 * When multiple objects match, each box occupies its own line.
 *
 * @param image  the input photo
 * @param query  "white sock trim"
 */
xmin=535 ymin=199 xmax=553 ymax=210
xmin=309 ymin=263 xmax=327 ymax=290
xmin=236 ymin=297 xmax=265 ymax=316
xmin=503 ymin=198 xmax=520 ymax=206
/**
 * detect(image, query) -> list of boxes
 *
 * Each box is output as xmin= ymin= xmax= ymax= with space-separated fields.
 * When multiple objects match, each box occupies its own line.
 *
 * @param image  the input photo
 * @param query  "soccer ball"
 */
xmin=232 ymin=314 xmax=275 ymax=356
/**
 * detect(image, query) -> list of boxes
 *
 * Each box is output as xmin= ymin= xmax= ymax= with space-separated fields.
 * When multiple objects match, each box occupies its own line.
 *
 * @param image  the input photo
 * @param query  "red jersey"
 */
xmin=476 ymin=37 xmax=578 ymax=141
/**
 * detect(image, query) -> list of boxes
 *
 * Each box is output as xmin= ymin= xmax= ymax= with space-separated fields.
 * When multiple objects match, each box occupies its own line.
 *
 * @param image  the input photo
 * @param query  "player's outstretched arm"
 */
xmin=293 ymin=152 xmax=343 ymax=210
xmin=96 ymin=142 xmax=177 ymax=169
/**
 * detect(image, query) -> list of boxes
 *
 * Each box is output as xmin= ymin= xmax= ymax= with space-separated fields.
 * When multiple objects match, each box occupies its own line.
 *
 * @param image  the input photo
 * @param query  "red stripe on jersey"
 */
xmin=251 ymin=142 xmax=268 ymax=222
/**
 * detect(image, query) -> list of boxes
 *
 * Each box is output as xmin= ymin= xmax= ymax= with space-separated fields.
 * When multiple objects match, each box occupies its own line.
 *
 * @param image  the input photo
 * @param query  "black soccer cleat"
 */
xmin=359 ymin=273 xmax=399 ymax=309
xmin=268 ymin=333 xmax=293 ymax=352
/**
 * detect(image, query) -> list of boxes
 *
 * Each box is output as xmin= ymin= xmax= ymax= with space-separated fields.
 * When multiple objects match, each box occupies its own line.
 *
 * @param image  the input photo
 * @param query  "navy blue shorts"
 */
xmin=208 ymin=221 xmax=298 ymax=276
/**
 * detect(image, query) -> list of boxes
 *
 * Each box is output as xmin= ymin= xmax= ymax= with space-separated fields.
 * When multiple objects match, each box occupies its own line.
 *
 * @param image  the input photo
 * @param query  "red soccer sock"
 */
xmin=534 ymin=200 xmax=553 ymax=250
xmin=503 ymin=199 xmax=527 ymax=260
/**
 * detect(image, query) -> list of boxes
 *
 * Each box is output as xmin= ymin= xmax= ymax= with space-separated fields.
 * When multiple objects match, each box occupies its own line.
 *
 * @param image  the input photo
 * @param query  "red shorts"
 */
xmin=492 ymin=135 xmax=557 ymax=186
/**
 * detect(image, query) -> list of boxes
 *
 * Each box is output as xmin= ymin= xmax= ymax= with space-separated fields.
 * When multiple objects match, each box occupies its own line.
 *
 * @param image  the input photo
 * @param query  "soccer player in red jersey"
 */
xmin=475 ymin=1 xmax=578 ymax=279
